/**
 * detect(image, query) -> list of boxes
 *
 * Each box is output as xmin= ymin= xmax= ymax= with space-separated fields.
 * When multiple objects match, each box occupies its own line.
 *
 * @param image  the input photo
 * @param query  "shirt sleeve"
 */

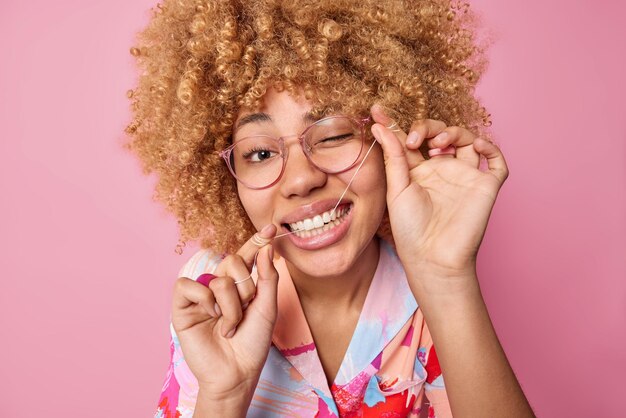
xmin=154 ymin=249 xmax=223 ymax=418
xmin=415 ymin=318 xmax=452 ymax=418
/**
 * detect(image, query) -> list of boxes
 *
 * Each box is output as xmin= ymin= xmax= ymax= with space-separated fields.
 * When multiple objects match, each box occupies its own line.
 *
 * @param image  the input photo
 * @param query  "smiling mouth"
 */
xmin=281 ymin=203 xmax=353 ymax=238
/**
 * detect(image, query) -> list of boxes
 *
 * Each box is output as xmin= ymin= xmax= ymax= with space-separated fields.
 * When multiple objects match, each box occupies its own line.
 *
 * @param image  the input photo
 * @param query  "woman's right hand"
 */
xmin=171 ymin=224 xmax=279 ymax=401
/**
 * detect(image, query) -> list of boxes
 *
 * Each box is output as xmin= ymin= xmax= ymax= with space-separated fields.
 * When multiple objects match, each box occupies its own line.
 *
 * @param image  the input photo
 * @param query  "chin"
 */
xmin=285 ymin=256 xmax=353 ymax=280
xmin=278 ymin=234 xmax=378 ymax=279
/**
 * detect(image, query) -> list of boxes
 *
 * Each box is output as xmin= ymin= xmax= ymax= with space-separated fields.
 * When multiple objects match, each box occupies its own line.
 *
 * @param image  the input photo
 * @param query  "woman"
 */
xmin=125 ymin=0 xmax=534 ymax=416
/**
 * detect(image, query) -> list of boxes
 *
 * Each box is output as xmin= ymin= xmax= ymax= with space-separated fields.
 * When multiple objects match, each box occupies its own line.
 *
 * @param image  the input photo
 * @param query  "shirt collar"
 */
xmin=271 ymin=239 xmax=418 ymax=400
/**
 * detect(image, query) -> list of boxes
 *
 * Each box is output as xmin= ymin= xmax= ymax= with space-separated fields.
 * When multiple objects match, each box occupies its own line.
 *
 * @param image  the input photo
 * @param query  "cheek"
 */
xmin=370 ymin=151 xmax=387 ymax=195
xmin=354 ymin=154 xmax=387 ymax=211
xmin=237 ymin=187 xmax=273 ymax=231
xmin=370 ymin=155 xmax=388 ymax=216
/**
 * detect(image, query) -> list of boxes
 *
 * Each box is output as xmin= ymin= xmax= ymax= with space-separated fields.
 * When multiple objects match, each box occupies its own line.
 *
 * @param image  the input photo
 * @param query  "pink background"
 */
xmin=1 ymin=0 xmax=624 ymax=416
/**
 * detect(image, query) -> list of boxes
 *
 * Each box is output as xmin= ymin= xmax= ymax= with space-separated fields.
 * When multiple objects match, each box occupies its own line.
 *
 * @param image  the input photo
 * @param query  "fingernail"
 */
xmin=433 ymin=132 xmax=448 ymax=144
xmin=260 ymin=224 xmax=273 ymax=235
xmin=226 ymin=328 xmax=236 ymax=338
xmin=407 ymin=131 xmax=419 ymax=145
xmin=214 ymin=303 xmax=222 ymax=317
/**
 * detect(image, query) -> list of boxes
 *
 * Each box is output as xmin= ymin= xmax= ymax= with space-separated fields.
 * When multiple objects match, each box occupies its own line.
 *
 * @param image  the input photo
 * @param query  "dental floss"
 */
xmin=274 ymin=139 xmax=379 ymax=239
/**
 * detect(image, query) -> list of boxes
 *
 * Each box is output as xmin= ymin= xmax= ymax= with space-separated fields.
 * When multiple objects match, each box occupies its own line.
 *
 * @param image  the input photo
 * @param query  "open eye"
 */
xmin=243 ymin=147 xmax=279 ymax=163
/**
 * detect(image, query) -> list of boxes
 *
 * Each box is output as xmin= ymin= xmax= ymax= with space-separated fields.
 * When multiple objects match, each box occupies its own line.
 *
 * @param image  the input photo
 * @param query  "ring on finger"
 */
xmin=196 ymin=273 xmax=217 ymax=287
xmin=234 ymin=275 xmax=253 ymax=285
xmin=428 ymin=145 xmax=456 ymax=158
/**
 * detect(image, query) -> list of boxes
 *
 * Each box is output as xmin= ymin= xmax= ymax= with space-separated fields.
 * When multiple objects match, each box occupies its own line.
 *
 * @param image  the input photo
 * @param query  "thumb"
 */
xmin=371 ymin=123 xmax=411 ymax=201
xmin=251 ymin=245 xmax=279 ymax=322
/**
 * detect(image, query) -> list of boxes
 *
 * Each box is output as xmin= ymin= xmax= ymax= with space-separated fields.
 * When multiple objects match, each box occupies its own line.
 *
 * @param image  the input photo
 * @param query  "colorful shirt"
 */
xmin=155 ymin=240 xmax=452 ymax=417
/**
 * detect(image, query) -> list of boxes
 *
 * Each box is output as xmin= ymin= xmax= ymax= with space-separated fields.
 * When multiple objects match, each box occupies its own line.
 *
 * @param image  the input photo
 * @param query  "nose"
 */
xmin=278 ymin=140 xmax=327 ymax=198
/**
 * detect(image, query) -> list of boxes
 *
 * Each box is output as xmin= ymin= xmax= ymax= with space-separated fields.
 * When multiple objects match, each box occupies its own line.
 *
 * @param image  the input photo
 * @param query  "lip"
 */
xmin=280 ymin=203 xmax=354 ymax=251
xmin=279 ymin=198 xmax=352 ymax=224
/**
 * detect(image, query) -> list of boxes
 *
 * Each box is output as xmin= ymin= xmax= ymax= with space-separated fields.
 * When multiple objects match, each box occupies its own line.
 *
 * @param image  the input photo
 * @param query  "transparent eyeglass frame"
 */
xmin=218 ymin=115 xmax=372 ymax=190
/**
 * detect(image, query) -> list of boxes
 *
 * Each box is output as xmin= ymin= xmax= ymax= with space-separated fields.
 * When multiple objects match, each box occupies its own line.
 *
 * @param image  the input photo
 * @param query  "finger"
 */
xmin=217 ymin=254 xmax=257 ymax=307
xmin=408 ymin=119 xmax=448 ymax=164
xmin=426 ymin=126 xmax=480 ymax=168
xmin=404 ymin=131 xmax=428 ymax=169
xmin=172 ymin=277 xmax=218 ymax=318
xmin=235 ymin=223 xmax=277 ymax=270
xmin=371 ymin=104 xmax=426 ymax=169
xmin=409 ymin=119 xmax=448 ymax=146
xmin=370 ymin=104 xmax=408 ymax=142
xmin=473 ymin=138 xmax=509 ymax=184
xmin=371 ymin=123 xmax=411 ymax=202
xmin=250 ymin=245 xmax=279 ymax=322
xmin=209 ymin=276 xmax=243 ymax=338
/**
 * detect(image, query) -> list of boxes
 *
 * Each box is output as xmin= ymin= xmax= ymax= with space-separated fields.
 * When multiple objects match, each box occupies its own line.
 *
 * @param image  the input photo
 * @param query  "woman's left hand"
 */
xmin=370 ymin=105 xmax=509 ymax=288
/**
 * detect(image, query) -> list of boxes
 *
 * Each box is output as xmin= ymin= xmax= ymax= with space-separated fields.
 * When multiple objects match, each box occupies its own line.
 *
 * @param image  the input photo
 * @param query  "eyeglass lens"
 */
xmin=230 ymin=117 xmax=364 ymax=189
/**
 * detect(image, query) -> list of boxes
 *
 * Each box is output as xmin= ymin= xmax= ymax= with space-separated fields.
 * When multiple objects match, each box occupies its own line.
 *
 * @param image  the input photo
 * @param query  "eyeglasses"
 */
xmin=219 ymin=115 xmax=372 ymax=190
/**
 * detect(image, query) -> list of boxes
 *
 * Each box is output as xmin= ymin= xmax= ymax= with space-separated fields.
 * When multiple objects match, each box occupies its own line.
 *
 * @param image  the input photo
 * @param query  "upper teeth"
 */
xmin=288 ymin=205 xmax=350 ymax=232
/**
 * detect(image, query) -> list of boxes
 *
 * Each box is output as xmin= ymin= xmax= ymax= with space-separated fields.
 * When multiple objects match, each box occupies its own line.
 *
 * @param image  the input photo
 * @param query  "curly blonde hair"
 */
xmin=124 ymin=0 xmax=491 ymax=256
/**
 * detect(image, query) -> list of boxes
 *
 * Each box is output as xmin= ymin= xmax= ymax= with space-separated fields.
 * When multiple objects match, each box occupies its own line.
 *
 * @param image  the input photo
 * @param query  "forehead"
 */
xmin=233 ymin=111 xmax=320 ymax=135
xmin=233 ymin=88 xmax=334 ymax=132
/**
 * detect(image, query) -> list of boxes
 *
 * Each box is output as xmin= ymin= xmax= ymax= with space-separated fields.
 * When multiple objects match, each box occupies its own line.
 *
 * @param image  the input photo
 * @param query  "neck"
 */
xmin=284 ymin=237 xmax=381 ymax=312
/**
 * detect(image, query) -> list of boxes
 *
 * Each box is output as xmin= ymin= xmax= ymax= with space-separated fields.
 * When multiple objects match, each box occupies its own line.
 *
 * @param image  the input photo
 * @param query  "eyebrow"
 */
xmin=235 ymin=112 xmax=272 ymax=130
xmin=234 ymin=111 xmax=318 ymax=131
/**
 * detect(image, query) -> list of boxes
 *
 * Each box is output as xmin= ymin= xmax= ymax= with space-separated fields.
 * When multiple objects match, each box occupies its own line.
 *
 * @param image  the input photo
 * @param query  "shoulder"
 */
xmin=177 ymin=248 xmax=223 ymax=280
